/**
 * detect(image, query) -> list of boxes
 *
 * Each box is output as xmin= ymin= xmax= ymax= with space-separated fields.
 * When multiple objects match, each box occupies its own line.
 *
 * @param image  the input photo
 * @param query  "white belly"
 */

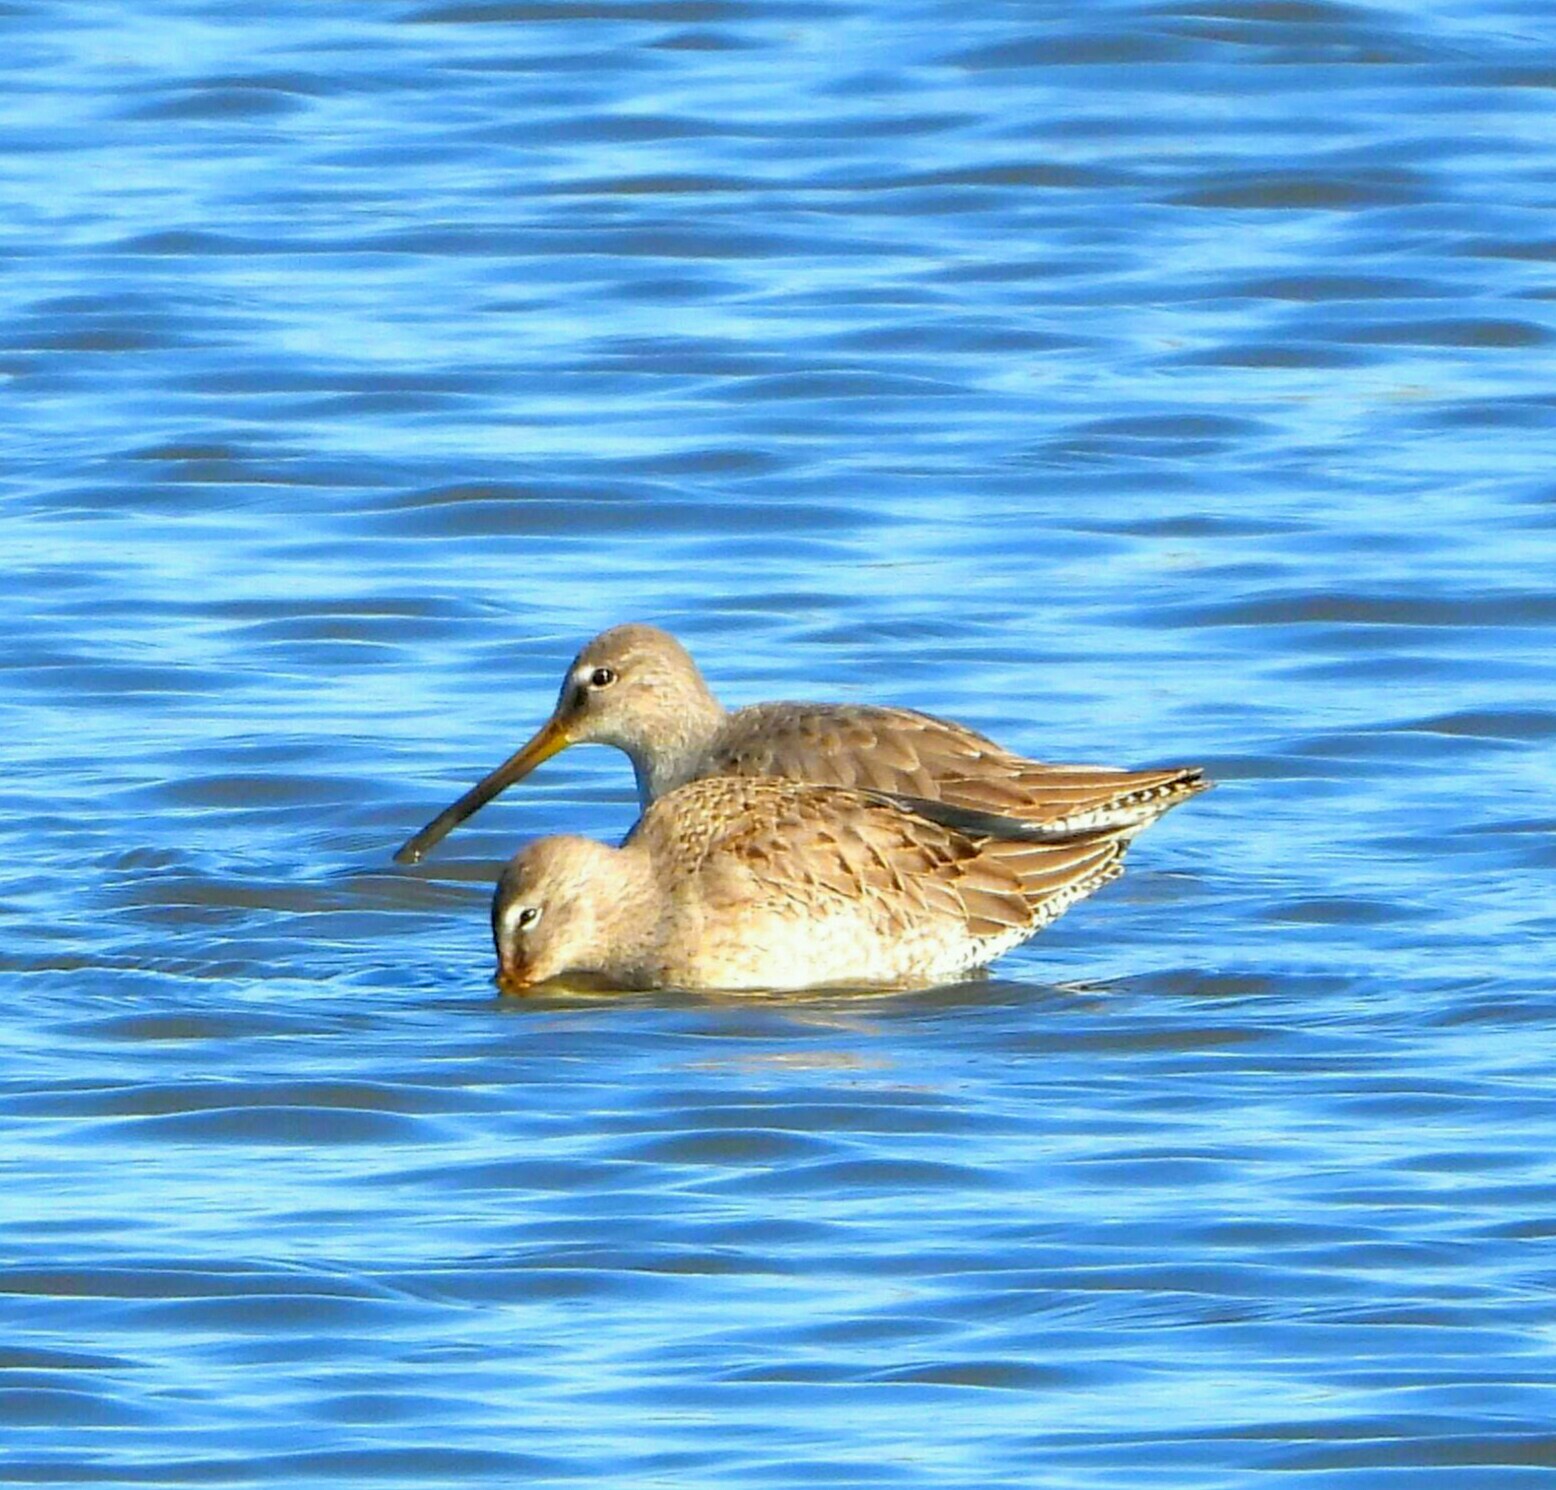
xmin=647 ymin=902 xmax=1025 ymax=992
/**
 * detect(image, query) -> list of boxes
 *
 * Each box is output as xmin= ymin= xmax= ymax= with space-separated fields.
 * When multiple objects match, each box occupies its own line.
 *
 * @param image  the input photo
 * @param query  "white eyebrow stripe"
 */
xmin=498 ymin=899 xmax=534 ymax=941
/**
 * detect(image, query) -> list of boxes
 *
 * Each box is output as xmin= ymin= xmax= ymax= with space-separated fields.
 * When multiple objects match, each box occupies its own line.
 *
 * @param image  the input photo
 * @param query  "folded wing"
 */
xmin=709 ymin=703 xmax=1206 ymax=838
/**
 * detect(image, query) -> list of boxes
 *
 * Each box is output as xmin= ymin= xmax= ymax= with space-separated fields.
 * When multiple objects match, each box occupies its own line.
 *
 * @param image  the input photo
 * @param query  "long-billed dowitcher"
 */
xmin=491 ymin=776 xmax=1132 ymax=993
xmin=397 ymin=624 xmax=1207 ymax=863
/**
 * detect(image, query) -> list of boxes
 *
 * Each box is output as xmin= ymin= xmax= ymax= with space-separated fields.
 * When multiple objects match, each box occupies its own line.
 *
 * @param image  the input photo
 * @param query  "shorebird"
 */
xmin=397 ymin=624 xmax=1207 ymax=864
xmin=491 ymin=776 xmax=1132 ymax=993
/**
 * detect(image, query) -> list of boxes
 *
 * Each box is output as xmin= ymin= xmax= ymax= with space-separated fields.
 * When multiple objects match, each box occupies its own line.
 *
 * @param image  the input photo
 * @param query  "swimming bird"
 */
xmin=491 ymin=776 xmax=1132 ymax=993
xmin=397 ymin=624 xmax=1207 ymax=864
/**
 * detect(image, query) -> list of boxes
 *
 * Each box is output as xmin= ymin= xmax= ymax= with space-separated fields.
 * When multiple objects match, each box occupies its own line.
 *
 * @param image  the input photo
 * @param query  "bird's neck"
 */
xmin=583 ymin=842 xmax=662 ymax=985
xmin=629 ymin=690 xmax=727 ymax=808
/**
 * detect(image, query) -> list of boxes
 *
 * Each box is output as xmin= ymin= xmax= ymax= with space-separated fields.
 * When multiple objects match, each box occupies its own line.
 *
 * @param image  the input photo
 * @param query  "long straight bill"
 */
xmin=394 ymin=717 xmax=571 ymax=863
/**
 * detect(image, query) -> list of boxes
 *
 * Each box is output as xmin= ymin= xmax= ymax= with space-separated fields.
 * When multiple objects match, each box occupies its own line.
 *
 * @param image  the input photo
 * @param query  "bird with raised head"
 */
xmin=397 ymin=623 xmax=1206 ymax=865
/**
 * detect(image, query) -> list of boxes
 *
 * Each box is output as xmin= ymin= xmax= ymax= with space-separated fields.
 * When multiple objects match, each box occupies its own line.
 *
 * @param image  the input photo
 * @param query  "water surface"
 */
xmin=4 ymin=0 xmax=1556 ymax=1484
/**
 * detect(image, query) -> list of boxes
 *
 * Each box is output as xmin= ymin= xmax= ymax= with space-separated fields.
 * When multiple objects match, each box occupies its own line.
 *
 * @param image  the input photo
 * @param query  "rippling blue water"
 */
xmin=6 ymin=0 xmax=1556 ymax=1483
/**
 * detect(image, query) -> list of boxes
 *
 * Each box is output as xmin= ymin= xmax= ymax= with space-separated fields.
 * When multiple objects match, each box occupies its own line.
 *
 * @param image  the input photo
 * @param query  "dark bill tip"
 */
xmin=393 ymin=717 xmax=573 ymax=865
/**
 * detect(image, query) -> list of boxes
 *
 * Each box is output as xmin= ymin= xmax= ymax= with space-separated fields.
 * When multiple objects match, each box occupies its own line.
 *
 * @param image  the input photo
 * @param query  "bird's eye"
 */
xmin=589 ymin=667 xmax=617 ymax=689
xmin=517 ymin=906 xmax=542 ymax=930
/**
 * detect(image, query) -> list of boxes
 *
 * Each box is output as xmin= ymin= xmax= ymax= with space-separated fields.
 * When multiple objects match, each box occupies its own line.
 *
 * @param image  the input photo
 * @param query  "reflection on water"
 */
xmin=5 ymin=0 xmax=1556 ymax=1483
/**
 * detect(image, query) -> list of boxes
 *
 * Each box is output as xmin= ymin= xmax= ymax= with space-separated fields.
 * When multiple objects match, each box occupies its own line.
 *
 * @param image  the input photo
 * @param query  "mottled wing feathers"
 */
xmin=710 ymin=703 xmax=1205 ymax=836
xmin=630 ymin=776 xmax=1122 ymax=945
xmin=976 ymin=833 xmax=1129 ymax=929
